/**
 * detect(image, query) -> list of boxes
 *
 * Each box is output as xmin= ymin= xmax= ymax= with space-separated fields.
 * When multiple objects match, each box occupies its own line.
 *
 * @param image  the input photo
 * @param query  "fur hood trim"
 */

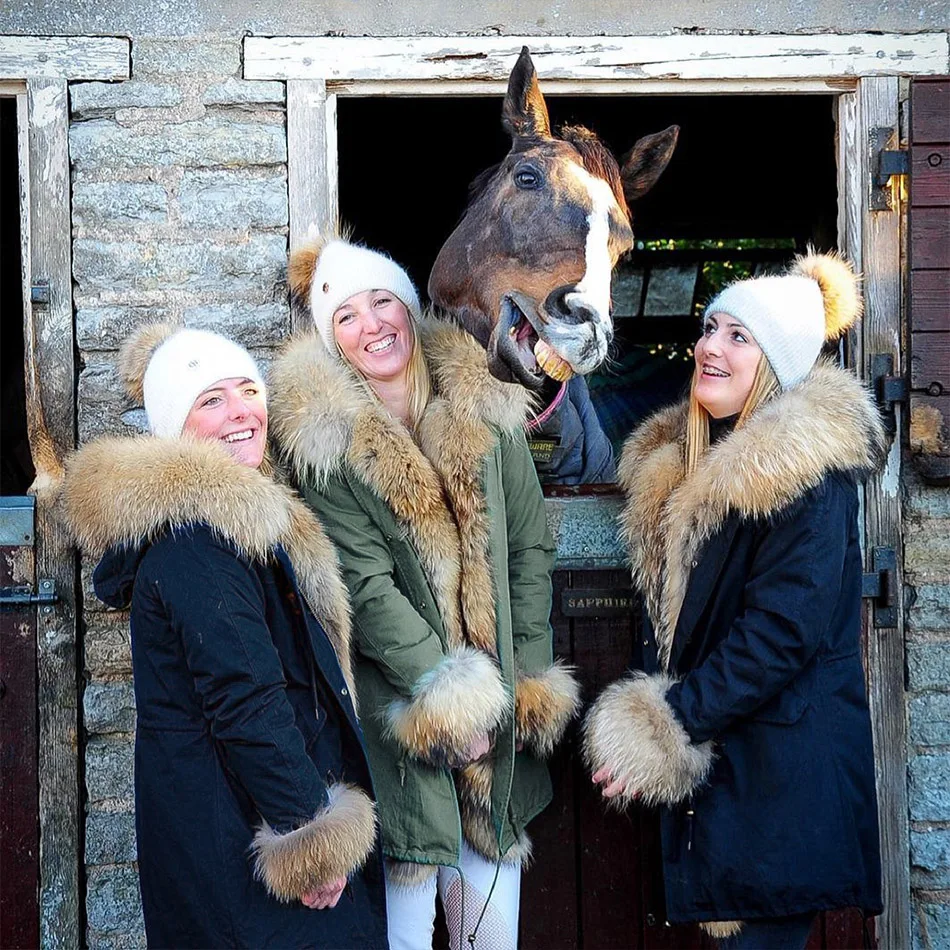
xmin=582 ymin=672 xmax=714 ymax=808
xmin=62 ymin=435 xmax=355 ymax=694
xmin=251 ymin=783 xmax=376 ymax=901
xmin=618 ymin=361 xmax=885 ymax=670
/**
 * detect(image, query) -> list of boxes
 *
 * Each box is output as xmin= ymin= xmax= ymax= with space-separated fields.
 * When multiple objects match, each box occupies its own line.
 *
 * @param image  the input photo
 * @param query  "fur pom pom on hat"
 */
xmin=288 ymin=237 xmax=421 ymax=358
xmin=119 ymin=322 xmax=263 ymax=438
xmin=705 ymin=250 xmax=862 ymax=390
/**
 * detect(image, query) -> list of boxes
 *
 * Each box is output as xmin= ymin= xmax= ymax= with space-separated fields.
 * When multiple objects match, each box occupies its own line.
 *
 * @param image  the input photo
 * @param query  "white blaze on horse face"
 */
xmin=546 ymin=162 xmax=616 ymax=372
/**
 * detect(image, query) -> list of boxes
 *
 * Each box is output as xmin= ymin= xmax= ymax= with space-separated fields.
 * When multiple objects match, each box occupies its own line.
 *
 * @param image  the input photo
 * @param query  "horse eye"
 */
xmin=514 ymin=166 xmax=542 ymax=190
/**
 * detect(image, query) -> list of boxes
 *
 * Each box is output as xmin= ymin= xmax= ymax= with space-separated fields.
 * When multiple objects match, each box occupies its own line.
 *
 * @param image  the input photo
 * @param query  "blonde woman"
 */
xmin=268 ymin=237 xmax=580 ymax=950
xmin=584 ymin=252 xmax=884 ymax=948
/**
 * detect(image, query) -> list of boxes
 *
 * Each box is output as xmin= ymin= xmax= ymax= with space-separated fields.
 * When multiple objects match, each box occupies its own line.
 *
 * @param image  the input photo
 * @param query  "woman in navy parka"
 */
xmin=584 ymin=252 xmax=885 ymax=949
xmin=62 ymin=324 xmax=387 ymax=948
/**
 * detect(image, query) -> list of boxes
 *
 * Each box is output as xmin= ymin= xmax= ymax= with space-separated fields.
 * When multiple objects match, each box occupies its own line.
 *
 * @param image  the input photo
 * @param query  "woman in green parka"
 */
xmin=268 ymin=236 xmax=580 ymax=950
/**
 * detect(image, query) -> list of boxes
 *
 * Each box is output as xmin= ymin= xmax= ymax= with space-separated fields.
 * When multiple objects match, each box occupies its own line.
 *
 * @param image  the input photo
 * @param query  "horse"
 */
xmin=429 ymin=47 xmax=679 ymax=391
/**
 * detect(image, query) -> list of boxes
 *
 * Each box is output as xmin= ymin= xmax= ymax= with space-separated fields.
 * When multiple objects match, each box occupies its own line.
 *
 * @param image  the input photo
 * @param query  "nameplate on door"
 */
xmin=560 ymin=589 xmax=635 ymax=618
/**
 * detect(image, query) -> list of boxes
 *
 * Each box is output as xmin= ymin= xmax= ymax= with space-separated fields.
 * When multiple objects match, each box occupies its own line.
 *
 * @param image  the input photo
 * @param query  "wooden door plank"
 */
xmin=910 ymin=269 xmax=950 ymax=332
xmin=24 ymin=77 xmax=79 ymax=950
xmin=911 ymin=79 xmax=950 ymax=143
xmin=858 ymin=75 xmax=911 ymax=950
xmin=911 ymin=145 xmax=950 ymax=206
xmin=911 ymin=332 xmax=950 ymax=391
xmin=519 ymin=571 xmax=579 ymax=950
xmin=0 ymin=541 xmax=39 ymax=950
xmin=911 ymin=207 xmax=950 ymax=269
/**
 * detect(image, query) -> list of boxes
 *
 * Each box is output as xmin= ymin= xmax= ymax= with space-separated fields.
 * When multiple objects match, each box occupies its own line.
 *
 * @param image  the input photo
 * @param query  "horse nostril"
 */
xmin=544 ymin=286 xmax=597 ymax=325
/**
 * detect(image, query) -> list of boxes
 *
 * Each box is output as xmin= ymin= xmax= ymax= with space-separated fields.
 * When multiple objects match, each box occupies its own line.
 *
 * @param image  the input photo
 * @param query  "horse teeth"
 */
xmin=534 ymin=339 xmax=575 ymax=382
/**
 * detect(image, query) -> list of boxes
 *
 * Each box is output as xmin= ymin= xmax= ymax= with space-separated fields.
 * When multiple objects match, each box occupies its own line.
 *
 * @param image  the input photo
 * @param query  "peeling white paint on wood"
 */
xmin=0 ymin=34 xmax=129 ymax=80
xmin=244 ymin=33 xmax=950 ymax=83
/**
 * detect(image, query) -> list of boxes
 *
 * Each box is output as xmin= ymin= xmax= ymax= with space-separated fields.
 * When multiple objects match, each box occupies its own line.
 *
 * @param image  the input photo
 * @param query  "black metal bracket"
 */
xmin=870 ymin=126 xmax=908 ymax=212
xmin=870 ymin=353 xmax=907 ymax=435
xmin=30 ymin=279 xmax=50 ymax=306
xmin=0 ymin=578 xmax=58 ymax=608
xmin=861 ymin=547 xmax=898 ymax=629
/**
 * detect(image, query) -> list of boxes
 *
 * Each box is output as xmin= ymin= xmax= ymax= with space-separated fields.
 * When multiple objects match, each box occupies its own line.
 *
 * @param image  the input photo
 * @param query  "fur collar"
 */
xmin=618 ymin=362 xmax=886 ymax=670
xmin=62 ymin=435 xmax=355 ymax=693
xmin=268 ymin=318 xmax=533 ymax=657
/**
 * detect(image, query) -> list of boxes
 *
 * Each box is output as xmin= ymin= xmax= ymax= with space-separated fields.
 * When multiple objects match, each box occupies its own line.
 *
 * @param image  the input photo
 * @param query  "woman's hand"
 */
xmin=592 ymin=766 xmax=640 ymax=801
xmin=301 ymin=877 xmax=347 ymax=910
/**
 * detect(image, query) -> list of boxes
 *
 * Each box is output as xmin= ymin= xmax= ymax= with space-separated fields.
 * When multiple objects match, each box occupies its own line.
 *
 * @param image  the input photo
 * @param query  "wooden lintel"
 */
xmin=0 ymin=35 xmax=130 ymax=81
xmin=244 ymin=33 xmax=950 ymax=83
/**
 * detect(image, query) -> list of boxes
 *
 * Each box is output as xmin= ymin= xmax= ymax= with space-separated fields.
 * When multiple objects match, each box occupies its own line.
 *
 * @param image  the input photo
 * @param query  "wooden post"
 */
xmin=287 ymin=79 xmax=337 ymax=330
xmin=24 ymin=76 xmax=80 ymax=950
xmin=856 ymin=75 xmax=911 ymax=950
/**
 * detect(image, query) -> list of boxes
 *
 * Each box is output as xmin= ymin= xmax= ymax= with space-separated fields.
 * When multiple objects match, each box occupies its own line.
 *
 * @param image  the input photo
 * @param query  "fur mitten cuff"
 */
xmin=515 ymin=661 xmax=581 ymax=758
xmin=251 ymin=784 xmax=377 ymax=901
xmin=385 ymin=647 xmax=509 ymax=767
xmin=583 ymin=672 xmax=713 ymax=807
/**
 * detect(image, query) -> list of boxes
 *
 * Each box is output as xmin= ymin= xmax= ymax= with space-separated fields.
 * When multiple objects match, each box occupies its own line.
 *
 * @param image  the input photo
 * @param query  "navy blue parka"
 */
xmin=584 ymin=362 xmax=885 ymax=930
xmin=63 ymin=435 xmax=387 ymax=949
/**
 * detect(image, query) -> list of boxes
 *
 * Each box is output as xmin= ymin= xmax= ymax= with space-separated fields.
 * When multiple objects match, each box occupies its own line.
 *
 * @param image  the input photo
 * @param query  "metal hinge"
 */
xmin=870 ymin=353 xmax=907 ymax=435
xmin=0 ymin=578 xmax=58 ymax=608
xmin=861 ymin=547 xmax=898 ymax=629
xmin=870 ymin=126 xmax=909 ymax=212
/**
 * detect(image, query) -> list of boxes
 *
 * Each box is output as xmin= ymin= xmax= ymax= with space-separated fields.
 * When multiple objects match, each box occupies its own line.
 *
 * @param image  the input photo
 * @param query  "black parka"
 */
xmin=63 ymin=435 xmax=388 ymax=949
xmin=584 ymin=362 xmax=885 ymax=931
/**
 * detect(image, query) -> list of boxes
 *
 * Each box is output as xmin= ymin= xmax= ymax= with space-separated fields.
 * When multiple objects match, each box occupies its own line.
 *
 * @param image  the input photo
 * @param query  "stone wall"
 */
xmin=906 ymin=470 xmax=950 ymax=950
xmin=71 ymin=35 xmax=290 ymax=948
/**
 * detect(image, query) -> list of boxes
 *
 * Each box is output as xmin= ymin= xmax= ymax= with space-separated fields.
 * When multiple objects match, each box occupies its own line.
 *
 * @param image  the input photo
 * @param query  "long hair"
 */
xmin=684 ymin=354 xmax=781 ymax=475
xmin=338 ymin=318 xmax=432 ymax=431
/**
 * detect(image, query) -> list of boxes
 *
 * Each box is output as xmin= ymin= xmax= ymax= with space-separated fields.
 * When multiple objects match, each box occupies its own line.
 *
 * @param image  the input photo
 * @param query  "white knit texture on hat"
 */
xmin=705 ymin=275 xmax=825 ymax=390
xmin=142 ymin=329 xmax=263 ymax=437
xmin=308 ymin=239 xmax=421 ymax=357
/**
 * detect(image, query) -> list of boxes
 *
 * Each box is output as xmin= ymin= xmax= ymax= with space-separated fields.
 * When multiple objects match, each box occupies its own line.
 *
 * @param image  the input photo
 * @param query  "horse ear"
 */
xmin=621 ymin=125 xmax=680 ymax=203
xmin=502 ymin=46 xmax=552 ymax=140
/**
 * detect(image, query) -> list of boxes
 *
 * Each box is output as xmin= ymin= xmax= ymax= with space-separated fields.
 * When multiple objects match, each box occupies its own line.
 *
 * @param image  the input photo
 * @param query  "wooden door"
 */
xmin=0 ymin=498 xmax=40 ymax=949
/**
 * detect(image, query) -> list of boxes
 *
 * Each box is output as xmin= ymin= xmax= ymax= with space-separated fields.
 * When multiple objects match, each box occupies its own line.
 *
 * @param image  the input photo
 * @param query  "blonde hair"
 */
xmin=338 ymin=319 xmax=432 ymax=431
xmin=684 ymin=354 xmax=781 ymax=475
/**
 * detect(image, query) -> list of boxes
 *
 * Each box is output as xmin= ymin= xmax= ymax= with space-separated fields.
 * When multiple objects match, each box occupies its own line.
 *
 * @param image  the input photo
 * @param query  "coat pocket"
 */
xmin=748 ymin=687 xmax=808 ymax=725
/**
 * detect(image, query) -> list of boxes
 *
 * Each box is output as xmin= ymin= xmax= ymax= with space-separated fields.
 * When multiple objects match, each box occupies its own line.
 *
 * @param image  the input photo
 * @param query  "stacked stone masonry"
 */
xmin=74 ymin=36 xmax=290 ymax=950
xmin=906 ymin=471 xmax=950 ymax=950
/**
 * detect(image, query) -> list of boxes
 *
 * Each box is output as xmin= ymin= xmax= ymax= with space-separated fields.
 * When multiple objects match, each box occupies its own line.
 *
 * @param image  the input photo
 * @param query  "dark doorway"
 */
xmin=1 ymin=96 xmax=33 ymax=495
xmin=338 ymin=93 xmax=838 ymax=456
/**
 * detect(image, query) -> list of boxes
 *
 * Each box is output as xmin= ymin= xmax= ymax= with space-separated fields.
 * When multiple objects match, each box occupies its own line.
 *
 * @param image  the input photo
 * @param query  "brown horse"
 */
xmin=429 ymin=47 xmax=678 ymax=390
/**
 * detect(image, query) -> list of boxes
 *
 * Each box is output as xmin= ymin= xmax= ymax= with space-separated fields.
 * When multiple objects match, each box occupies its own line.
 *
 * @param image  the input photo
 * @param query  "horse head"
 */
xmin=429 ymin=47 xmax=679 ymax=389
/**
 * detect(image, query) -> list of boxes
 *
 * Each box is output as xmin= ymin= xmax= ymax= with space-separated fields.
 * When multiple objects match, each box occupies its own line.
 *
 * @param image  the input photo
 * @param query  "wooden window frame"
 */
xmin=246 ymin=34 xmax=950 ymax=947
xmin=1 ymin=34 xmax=130 ymax=949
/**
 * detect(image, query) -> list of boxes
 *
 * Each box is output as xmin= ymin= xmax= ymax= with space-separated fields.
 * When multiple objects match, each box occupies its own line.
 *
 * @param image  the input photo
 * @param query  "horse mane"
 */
xmin=465 ymin=125 xmax=631 ymax=222
xmin=559 ymin=125 xmax=631 ymax=222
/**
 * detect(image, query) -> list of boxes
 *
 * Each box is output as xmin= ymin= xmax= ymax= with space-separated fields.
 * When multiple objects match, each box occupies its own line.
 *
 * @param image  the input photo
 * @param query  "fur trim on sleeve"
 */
xmin=515 ymin=661 xmax=581 ymax=758
xmin=583 ymin=672 xmax=713 ymax=807
xmin=251 ymin=784 xmax=377 ymax=902
xmin=701 ymin=921 xmax=744 ymax=939
xmin=384 ymin=646 xmax=510 ymax=767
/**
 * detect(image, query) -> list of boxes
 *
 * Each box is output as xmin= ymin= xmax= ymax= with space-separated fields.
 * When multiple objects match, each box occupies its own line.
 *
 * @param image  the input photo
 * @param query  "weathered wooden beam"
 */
xmin=244 ymin=33 xmax=950 ymax=83
xmin=0 ymin=35 xmax=129 ymax=81
xmin=23 ymin=77 xmax=80 ymax=950
xmin=858 ymin=75 xmax=911 ymax=950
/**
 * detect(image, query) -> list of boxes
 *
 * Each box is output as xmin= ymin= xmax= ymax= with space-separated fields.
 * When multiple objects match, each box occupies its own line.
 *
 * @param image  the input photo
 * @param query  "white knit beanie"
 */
xmin=118 ymin=325 xmax=263 ymax=438
xmin=289 ymin=238 xmax=421 ymax=358
xmin=704 ymin=251 xmax=862 ymax=390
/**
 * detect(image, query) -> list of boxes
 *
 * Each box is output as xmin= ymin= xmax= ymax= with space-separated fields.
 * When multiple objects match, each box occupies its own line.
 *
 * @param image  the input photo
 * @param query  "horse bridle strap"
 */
xmin=525 ymin=380 xmax=569 ymax=432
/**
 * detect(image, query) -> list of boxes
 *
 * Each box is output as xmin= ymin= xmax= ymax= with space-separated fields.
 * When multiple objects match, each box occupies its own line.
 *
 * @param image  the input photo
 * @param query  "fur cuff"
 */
xmin=515 ymin=662 xmax=581 ymax=758
xmin=385 ymin=859 xmax=438 ymax=889
xmin=384 ymin=647 xmax=509 ymax=767
xmin=701 ymin=920 xmax=744 ymax=939
xmin=582 ymin=673 xmax=713 ymax=807
xmin=251 ymin=784 xmax=376 ymax=902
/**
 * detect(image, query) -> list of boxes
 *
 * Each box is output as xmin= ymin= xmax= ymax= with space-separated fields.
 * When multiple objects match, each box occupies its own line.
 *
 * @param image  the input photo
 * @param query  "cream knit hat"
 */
xmin=704 ymin=251 xmax=862 ymax=390
xmin=288 ymin=237 xmax=421 ymax=358
xmin=118 ymin=324 xmax=263 ymax=438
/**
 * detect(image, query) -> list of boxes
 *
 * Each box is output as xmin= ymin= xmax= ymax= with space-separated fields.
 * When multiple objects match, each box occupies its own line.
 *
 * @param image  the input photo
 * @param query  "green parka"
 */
xmin=268 ymin=319 xmax=580 ymax=877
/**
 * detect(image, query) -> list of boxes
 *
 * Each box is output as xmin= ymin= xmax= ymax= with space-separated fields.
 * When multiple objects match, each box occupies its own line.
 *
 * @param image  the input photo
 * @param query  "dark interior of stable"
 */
xmin=338 ymin=93 xmax=838 ymax=465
